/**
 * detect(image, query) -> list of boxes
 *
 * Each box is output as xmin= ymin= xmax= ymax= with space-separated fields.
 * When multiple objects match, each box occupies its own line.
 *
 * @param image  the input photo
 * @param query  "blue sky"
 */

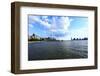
xmin=28 ymin=15 xmax=88 ymax=40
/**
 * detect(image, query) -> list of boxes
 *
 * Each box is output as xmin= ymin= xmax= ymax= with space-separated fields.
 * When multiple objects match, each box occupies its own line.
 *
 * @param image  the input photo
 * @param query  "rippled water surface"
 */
xmin=28 ymin=40 xmax=88 ymax=61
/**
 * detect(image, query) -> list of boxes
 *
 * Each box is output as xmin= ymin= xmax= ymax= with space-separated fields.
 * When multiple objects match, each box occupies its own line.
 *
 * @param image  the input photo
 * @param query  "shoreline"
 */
xmin=28 ymin=40 xmax=88 ymax=43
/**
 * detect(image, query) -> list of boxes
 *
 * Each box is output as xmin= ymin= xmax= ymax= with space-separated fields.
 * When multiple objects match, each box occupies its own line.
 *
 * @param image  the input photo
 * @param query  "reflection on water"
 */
xmin=28 ymin=40 xmax=88 ymax=61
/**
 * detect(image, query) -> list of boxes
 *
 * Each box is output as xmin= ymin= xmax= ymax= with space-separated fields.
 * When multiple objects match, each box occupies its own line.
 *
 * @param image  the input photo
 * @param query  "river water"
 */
xmin=28 ymin=40 xmax=88 ymax=61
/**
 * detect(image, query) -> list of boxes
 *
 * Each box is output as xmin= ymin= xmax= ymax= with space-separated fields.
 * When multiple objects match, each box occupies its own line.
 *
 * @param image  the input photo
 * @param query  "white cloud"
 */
xmin=29 ymin=16 xmax=51 ymax=29
xmin=56 ymin=27 xmax=88 ymax=40
xmin=29 ymin=24 xmax=34 ymax=28
xmin=29 ymin=15 xmax=88 ymax=40
xmin=59 ymin=17 xmax=70 ymax=30
xmin=50 ymin=16 xmax=72 ymax=33
xmin=29 ymin=16 xmax=73 ymax=37
xmin=29 ymin=16 xmax=72 ymax=31
xmin=41 ymin=16 xmax=48 ymax=19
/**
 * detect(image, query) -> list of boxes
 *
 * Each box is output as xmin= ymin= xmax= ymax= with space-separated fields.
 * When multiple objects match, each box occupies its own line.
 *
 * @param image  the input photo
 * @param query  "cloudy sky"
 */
xmin=28 ymin=15 xmax=88 ymax=40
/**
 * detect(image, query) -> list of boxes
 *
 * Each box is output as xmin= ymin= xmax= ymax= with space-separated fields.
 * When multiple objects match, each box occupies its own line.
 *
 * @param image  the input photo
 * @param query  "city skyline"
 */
xmin=28 ymin=15 xmax=88 ymax=40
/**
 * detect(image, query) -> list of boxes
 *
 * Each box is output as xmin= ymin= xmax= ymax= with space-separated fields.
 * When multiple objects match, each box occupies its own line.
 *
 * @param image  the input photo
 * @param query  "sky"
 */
xmin=28 ymin=15 xmax=88 ymax=40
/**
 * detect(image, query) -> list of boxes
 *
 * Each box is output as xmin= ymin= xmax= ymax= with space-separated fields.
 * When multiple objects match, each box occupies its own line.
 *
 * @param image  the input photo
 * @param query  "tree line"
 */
xmin=71 ymin=37 xmax=88 ymax=40
xmin=28 ymin=33 xmax=57 ymax=41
